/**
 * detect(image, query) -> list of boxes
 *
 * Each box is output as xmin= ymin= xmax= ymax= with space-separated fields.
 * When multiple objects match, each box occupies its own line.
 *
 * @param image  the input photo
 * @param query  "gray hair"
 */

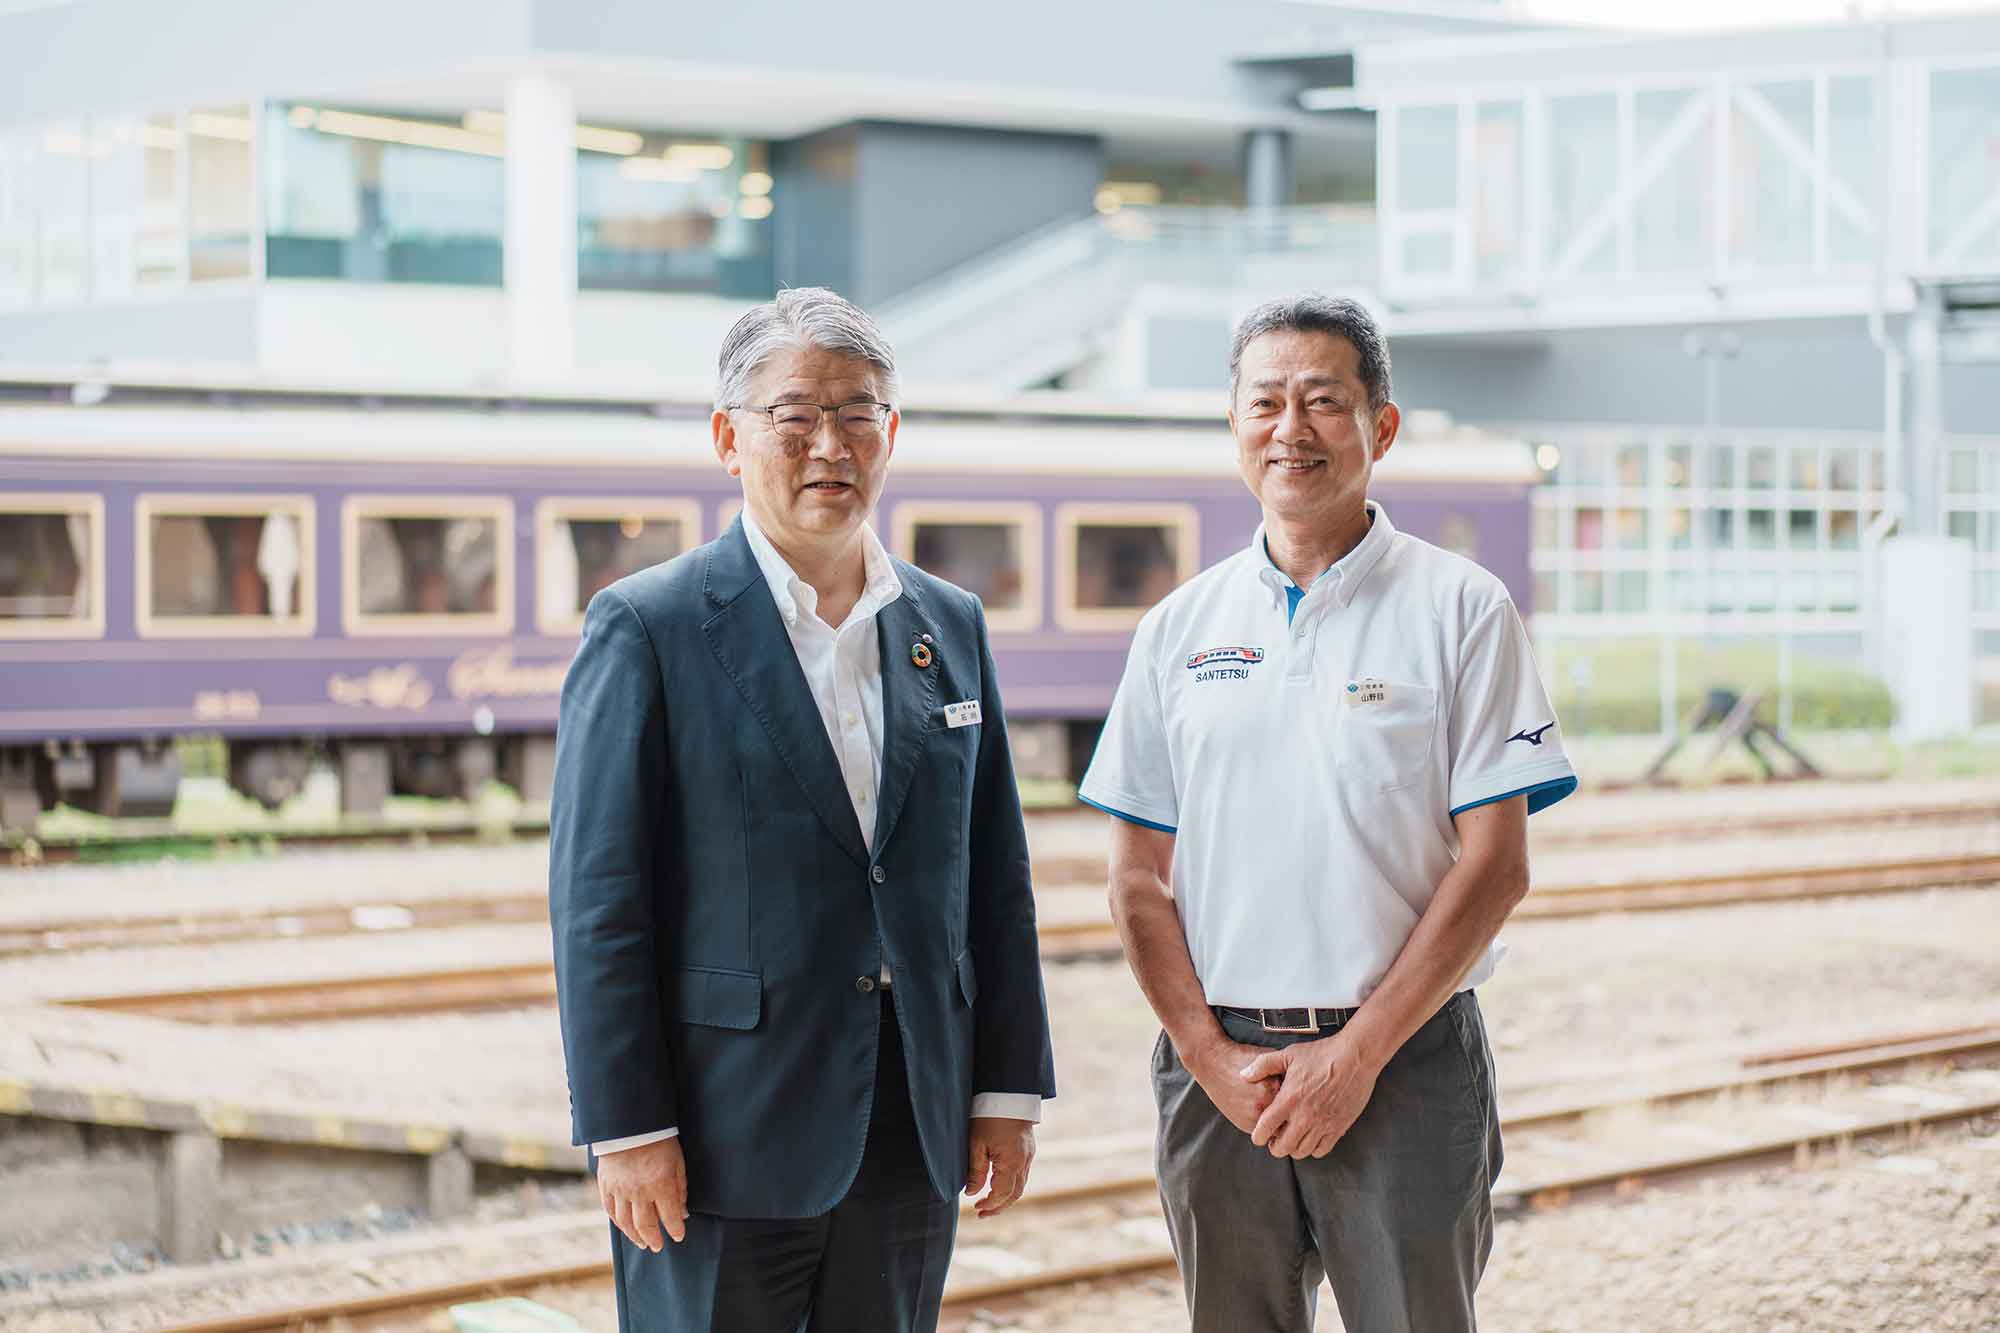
xmin=714 ymin=287 xmax=900 ymax=411
xmin=1228 ymin=294 xmax=1391 ymax=412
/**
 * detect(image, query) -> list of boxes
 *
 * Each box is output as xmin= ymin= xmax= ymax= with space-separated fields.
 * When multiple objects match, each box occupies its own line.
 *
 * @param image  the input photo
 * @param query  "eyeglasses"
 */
xmin=730 ymin=400 xmax=892 ymax=440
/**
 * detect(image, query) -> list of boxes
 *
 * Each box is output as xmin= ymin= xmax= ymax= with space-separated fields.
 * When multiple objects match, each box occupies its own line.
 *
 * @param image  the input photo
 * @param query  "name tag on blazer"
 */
xmin=943 ymin=700 xmax=982 ymax=729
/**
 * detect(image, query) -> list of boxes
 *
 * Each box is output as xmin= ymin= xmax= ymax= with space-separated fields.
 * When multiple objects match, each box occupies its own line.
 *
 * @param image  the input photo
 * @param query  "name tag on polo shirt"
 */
xmin=1346 ymin=677 xmax=1390 ymax=705
xmin=943 ymin=700 xmax=983 ymax=728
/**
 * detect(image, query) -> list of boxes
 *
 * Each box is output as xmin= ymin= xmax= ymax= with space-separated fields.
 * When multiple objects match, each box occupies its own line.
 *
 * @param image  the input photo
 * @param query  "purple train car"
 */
xmin=0 ymin=385 xmax=1539 ymax=832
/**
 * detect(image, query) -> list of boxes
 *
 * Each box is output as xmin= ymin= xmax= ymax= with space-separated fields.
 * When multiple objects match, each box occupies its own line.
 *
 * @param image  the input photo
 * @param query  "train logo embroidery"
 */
xmin=1186 ymin=646 xmax=1265 ymax=682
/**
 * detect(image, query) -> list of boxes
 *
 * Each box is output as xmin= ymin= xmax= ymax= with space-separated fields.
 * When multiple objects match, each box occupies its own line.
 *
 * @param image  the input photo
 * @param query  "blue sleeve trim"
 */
xmin=1450 ymin=775 xmax=1577 ymax=820
xmin=1078 ymin=794 xmax=1177 ymax=834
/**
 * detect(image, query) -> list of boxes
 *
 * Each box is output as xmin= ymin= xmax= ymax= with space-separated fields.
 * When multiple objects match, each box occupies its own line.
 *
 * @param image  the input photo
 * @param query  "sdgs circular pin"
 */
xmin=910 ymin=641 xmax=934 ymax=669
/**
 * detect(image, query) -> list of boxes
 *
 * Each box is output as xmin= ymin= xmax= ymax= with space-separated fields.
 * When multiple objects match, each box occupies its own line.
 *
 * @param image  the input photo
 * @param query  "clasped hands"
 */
xmin=596 ymin=1116 xmax=1036 ymax=1252
xmin=1191 ymin=1028 xmax=1380 ymax=1160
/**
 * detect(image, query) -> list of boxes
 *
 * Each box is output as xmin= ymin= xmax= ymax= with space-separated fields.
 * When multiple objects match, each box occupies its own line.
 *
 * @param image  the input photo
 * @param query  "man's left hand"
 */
xmin=1239 ymin=1032 xmax=1382 ymax=1159
xmin=965 ymin=1116 xmax=1036 ymax=1218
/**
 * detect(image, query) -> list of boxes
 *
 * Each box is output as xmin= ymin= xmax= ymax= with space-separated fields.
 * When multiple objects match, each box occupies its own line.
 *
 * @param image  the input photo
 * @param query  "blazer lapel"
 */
xmin=701 ymin=523 xmax=869 ymax=868
xmin=871 ymin=585 xmax=942 ymax=853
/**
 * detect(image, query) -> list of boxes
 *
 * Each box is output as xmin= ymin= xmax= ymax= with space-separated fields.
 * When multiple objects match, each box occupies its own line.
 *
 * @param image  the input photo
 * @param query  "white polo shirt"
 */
xmin=1078 ymin=502 xmax=1576 ymax=1008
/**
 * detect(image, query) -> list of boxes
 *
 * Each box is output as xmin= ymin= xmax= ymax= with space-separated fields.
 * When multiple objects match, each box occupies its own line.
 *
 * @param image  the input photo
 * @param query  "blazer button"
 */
xmin=871 ymin=866 xmax=886 ymax=884
xmin=856 ymin=976 xmax=877 ymax=993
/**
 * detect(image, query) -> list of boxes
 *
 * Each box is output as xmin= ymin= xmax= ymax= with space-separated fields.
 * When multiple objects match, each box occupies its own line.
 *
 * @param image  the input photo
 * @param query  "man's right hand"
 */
xmin=1187 ymin=1037 xmax=1281 ymax=1136
xmin=596 ymin=1137 xmax=689 ymax=1251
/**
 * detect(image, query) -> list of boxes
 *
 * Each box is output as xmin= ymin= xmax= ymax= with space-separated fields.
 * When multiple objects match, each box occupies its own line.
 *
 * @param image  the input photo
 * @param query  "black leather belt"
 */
xmin=1216 ymin=1004 xmax=1359 ymax=1035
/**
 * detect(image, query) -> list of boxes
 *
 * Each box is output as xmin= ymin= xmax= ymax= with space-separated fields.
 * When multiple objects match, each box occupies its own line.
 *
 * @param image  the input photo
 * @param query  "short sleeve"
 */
xmin=1077 ymin=616 xmax=1179 ymax=833
xmin=1446 ymin=598 xmax=1577 ymax=818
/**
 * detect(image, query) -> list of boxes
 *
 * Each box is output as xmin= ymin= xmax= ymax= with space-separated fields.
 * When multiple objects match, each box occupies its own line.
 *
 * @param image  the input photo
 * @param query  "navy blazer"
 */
xmin=549 ymin=518 xmax=1057 ymax=1218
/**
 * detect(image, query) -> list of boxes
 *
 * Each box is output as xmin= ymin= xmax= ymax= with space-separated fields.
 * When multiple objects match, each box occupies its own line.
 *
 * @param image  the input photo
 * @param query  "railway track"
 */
xmin=9 ymin=791 xmax=1999 ymax=871
xmin=37 ymin=852 xmax=2000 ymax=1023
xmin=130 ymin=1025 xmax=2000 ymax=1333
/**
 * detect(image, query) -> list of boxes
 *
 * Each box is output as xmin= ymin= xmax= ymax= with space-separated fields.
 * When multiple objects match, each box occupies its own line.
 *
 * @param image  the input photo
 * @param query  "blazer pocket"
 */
xmin=954 ymin=949 xmax=979 ymax=1007
xmin=671 ymin=965 xmax=762 ymax=1030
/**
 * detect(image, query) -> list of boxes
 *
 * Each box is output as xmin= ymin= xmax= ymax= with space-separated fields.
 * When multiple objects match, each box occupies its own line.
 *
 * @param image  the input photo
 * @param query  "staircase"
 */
xmin=877 ymin=206 xmax=1379 ymax=391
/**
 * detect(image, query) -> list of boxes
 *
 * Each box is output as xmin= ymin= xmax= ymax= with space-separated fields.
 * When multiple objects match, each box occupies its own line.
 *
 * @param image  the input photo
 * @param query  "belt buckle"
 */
xmin=1259 ymin=1007 xmax=1320 ymax=1035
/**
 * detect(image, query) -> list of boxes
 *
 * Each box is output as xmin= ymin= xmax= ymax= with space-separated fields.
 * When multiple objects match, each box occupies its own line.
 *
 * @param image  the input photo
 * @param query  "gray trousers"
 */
xmin=1152 ymin=991 xmax=1503 ymax=1333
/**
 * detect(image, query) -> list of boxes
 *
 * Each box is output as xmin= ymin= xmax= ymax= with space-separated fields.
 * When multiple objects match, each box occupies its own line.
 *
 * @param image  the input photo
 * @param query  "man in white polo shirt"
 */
xmin=1079 ymin=294 xmax=1575 ymax=1333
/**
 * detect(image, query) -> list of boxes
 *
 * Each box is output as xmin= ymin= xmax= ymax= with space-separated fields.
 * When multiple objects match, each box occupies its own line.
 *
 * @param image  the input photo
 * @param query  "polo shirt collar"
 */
xmin=740 ymin=504 xmax=902 ymax=629
xmin=1251 ymin=500 xmax=1395 ymax=611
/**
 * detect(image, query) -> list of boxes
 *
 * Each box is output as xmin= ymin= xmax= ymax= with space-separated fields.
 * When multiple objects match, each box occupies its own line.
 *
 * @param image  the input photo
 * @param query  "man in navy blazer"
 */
xmin=549 ymin=287 xmax=1057 ymax=1331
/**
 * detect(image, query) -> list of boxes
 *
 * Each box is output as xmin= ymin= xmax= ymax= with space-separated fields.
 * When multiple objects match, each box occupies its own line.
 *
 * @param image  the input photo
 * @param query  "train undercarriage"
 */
xmin=0 ymin=733 xmax=560 ymax=836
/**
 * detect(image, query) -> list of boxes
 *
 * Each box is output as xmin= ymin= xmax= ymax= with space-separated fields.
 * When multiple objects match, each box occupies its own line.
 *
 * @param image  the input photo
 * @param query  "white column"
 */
xmin=1879 ymin=536 xmax=1975 ymax=743
xmin=504 ymin=73 xmax=577 ymax=384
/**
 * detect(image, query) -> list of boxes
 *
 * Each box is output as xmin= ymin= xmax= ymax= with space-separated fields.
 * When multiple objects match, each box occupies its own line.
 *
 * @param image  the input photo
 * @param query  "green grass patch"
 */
xmin=1546 ymin=637 xmax=1893 ymax=736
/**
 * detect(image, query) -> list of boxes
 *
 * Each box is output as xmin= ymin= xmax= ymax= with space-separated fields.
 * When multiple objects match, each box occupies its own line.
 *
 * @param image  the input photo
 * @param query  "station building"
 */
xmin=0 ymin=0 xmax=1995 ymax=739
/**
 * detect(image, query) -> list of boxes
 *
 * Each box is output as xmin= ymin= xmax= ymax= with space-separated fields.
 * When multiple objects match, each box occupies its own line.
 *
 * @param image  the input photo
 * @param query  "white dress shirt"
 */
xmin=593 ymin=511 xmax=1040 ymax=1156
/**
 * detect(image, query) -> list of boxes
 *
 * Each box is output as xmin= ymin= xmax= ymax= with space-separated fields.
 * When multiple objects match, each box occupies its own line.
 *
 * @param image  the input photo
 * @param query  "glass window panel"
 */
xmin=1928 ymin=66 xmax=2000 ymax=263
xmin=267 ymin=103 xmax=503 ymax=286
xmin=1614 ymin=508 xmax=1648 ymax=550
xmin=552 ymin=514 xmax=688 ymax=620
xmin=0 ymin=508 xmax=94 ymax=621
xmin=37 ymin=122 xmax=88 ymax=301
xmin=1532 ymin=505 xmax=1559 ymax=551
xmin=1401 ymin=230 xmax=1453 ymax=275
xmin=1867 ymin=450 xmax=1886 ymax=491
xmin=1786 ymin=571 xmax=1818 ymax=611
xmin=1547 ymin=93 xmax=1618 ymax=274
xmin=1984 ymin=512 xmax=2000 ymax=555
xmin=1787 ymin=508 xmax=1818 ymax=550
xmin=1746 ymin=508 xmax=1776 ymax=549
xmin=1633 ymin=87 xmax=1711 ymax=273
xmin=1947 ymin=449 xmax=1980 ymax=493
xmin=1612 ymin=570 xmax=1648 ymax=613
xmin=1532 ymin=572 xmax=1556 ymax=616
xmin=1571 ymin=570 xmax=1604 ymax=613
xmin=1667 ymin=507 xmax=1693 ymax=549
xmin=149 ymin=510 xmax=306 ymax=620
xmin=1666 ymin=570 xmax=1700 ymax=611
xmin=1746 ymin=447 xmax=1776 ymax=489
xmin=1708 ymin=568 xmax=1737 ymax=612
xmin=1825 ymin=569 xmax=1860 ymax=612
xmin=579 ymin=135 xmax=773 ymax=298
xmin=1566 ymin=444 xmax=1609 ymax=487
xmin=1732 ymin=81 xmax=1814 ymax=269
xmin=1947 ymin=510 xmax=1978 ymax=543
xmin=1573 ymin=507 xmax=1604 ymax=551
xmin=1708 ymin=443 xmax=1738 ymax=490
xmin=357 ymin=515 xmax=499 ymax=615
xmin=1829 ymin=510 xmax=1860 ymax=551
xmin=1828 ymin=77 xmax=1877 ymax=267
xmin=1474 ymin=100 xmax=1525 ymax=280
xmin=1977 ymin=570 xmax=2000 ymax=613
xmin=1743 ymin=570 xmax=1778 ymax=611
xmin=1615 ymin=442 xmax=1649 ymax=488
xmin=1827 ymin=448 xmax=1860 ymax=492
xmin=1073 ymin=524 xmax=1181 ymax=610
xmin=1397 ymin=105 xmax=1458 ymax=211
xmin=1789 ymin=448 xmax=1821 ymax=492
xmin=189 ymin=106 xmax=253 ymax=282
xmin=1665 ymin=443 xmax=1694 ymax=488
xmin=912 ymin=521 xmax=1027 ymax=612
xmin=1709 ymin=508 xmax=1737 ymax=548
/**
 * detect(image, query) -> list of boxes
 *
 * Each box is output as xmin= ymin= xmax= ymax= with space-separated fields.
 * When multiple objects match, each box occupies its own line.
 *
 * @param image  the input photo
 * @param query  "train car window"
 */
xmin=344 ymin=497 xmax=515 ymax=636
xmin=137 ymin=496 xmax=315 ymax=637
xmin=890 ymin=502 xmax=1041 ymax=633
xmin=1056 ymin=504 xmax=1198 ymax=631
xmin=535 ymin=499 xmax=699 ymax=634
xmin=0 ymin=495 xmax=104 ymax=638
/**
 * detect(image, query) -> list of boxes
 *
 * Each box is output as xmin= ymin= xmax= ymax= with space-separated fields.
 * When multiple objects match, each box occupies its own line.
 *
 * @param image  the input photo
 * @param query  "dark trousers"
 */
xmin=1153 ymin=990 xmax=1504 ymax=1333
xmin=610 ymin=994 xmax=957 ymax=1332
